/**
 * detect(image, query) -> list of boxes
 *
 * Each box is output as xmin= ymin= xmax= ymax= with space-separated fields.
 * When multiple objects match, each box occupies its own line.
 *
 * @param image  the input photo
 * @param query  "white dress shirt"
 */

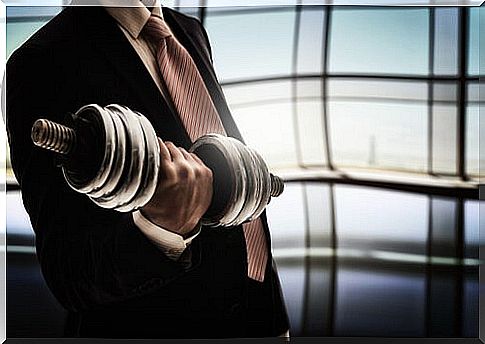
xmin=104 ymin=0 xmax=200 ymax=261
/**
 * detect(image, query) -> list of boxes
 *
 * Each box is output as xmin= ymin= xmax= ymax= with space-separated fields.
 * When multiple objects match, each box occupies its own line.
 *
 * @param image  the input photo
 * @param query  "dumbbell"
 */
xmin=31 ymin=104 xmax=284 ymax=227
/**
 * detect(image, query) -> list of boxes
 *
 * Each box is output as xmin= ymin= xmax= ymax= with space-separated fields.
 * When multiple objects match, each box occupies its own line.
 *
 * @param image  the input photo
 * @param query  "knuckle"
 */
xmin=203 ymin=166 xmax=213 ymax=177
xmin=162 ymin=165 xmax=177 ymax=180
xmin=176 ymin=163 xmax=192 ymax=179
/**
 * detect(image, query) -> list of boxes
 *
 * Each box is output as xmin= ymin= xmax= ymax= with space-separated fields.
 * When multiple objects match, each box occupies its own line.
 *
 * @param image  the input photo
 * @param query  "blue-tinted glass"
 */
xmin=329 ymin=8 xmax=429 ymax=75
xmin=205 ymin=9 xmax=296 ymax=81
xmin=296 ymin=7 xmax=325 ymax=74
xmin=176 ymin=6 xmax=200 ymax=18
xmin=7 ymin=21 xmax=50 ymax=59
xmin=434 ymin=8 xmax=459 ymax=76
xmin=6 ymin=6 xmax=61 ymax=59
xmin=467 ymin=7 xmax=480 ymax=76
xmin=7 ymin=6 xmax=61 ymax=18
xmin=176 ymin=0 xmax=201 ymax=6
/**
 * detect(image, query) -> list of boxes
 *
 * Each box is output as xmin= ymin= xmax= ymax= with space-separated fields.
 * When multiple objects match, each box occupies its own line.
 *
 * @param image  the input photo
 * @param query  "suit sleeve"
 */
xmin=6 ymin=46 xmax=201 ymax=313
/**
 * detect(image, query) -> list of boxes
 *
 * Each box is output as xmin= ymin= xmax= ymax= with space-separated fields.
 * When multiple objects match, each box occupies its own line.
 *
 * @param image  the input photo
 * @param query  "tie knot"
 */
xmin=143 ymin=15 xmax=172 ymax=43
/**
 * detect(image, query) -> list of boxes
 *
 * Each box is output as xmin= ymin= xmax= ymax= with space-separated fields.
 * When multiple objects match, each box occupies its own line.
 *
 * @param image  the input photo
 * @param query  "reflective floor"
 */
xmin=266 ymin=182 xmax=480 ymax=337
xmin=6 ymin=181 xmax=481 ymax=337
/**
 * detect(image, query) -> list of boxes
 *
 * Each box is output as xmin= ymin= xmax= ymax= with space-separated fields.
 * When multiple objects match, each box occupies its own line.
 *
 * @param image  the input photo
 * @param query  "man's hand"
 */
xmin=140 ymin=138 xmax=213 ymax=238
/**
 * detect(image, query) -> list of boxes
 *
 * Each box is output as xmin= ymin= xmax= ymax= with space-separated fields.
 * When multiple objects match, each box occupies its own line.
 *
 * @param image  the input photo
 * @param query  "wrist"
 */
xmin=139 ymin=209 xmax=200 ymax=238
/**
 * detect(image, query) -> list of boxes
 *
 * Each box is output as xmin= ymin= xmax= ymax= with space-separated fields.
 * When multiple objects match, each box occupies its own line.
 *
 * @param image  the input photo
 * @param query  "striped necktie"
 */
xmin=143 ymin=15 xmax=268 ymax=282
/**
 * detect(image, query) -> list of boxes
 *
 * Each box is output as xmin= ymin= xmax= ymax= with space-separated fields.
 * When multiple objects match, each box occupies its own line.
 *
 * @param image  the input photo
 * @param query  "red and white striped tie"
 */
xmin=143 ymin=15 xmax=268 ymax=282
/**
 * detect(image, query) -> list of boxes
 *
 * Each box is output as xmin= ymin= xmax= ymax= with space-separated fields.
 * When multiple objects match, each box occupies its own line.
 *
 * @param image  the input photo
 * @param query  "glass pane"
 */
xmin=329 ymin=79 xmax=427 ymax=102
xmin=296 ymin=100 xmax=327 ymax=166
xmin=303 ymin=183 xmax=334 ymax=335
xmin=205 ymin=9 xmax=296 ymax=81
xmin=266 ymin=182 xmax=306 ymax=335
xmin=221 ymin=80 xmax=291 ymax=108
xmin=305 ymin=183 xmax=333 ymax=249
xmin=432 ymin=84 xmax=458 ymax=175
xmin=434 ymin=8 xmax=459 ymax=76
xmin=335 ymin=269 xmax=426 ymax=337
xmin=205 ymin=1 xmax=284 ymax=11
xmin=6 ymin=6 xmax=62 ymax=18
xmin=296 ymin=79 xmax=321 ymax=100
xmin=328 ymin=100 xmax=428 ymax=172
xmin=6 ymin=7 xmax=62 ymax=58
xmin=296 ymin=7 xmax=325 ymax=74
xmin=230 ymin=101 xmax=298 ymax=169
xmin=433 ymin=82 xmax=458 ymax=103
xmin=467 ymin=81 xmax=484 ymax=103
xmin=7 ymin=20 xmax=52 ymax=59
xmin=467 ymin=7 xmax=480 ymax=76
xmin=430 ymin=197 xmax=457 ymax=257
xmin=176 ymin=6 xmax=200 ymax=18
xmin=334 ymin=185 xmax=429 ymax=256
xmin=329 ymin=8 xmax=429 ymax=75
xmin=267 ymin=182 xmax=306 ymax=250
xmin=464 ymin=200 xmax=480 ymax=260
xmin=465 ymin=105 xmax=482 ymax=177
xmin=466 ymin=83 xmax=484 ymax=178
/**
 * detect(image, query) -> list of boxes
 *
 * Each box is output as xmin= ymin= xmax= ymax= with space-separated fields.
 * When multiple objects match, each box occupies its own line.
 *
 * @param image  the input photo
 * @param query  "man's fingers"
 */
xmin=179 ymin=147 xmax=194 ymax=161
xmin=165 ymin=141 xmax=184 ymax=161
xmin=190 ymin=153 xmax=205 ymax=166
xmin=157 ymin=138 xmax=171 ymax=162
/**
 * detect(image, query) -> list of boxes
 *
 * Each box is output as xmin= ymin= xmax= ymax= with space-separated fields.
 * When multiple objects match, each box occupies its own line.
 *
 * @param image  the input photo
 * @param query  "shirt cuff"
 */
xmin=132 ymin=210 xmax=201 ymax=261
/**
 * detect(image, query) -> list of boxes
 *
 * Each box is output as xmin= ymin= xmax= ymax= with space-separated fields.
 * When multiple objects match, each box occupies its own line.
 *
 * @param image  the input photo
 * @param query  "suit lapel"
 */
xmin=79 ymin=7 xmax=193 ymax=148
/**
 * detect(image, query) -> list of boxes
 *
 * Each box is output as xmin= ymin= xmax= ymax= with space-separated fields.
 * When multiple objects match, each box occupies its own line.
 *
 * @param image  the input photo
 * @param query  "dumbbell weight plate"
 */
xmin=209 ymin=135 xmax=248 ymax=227
xmin=224 ymin=137 xmax=258 ymax=226
xmin=115 ymin=107 xmax=160 ymax=212
xmin=247 ymin=147 xmax=271 ymax=221
xmin=92 ymin=104 xmax=146 ymax=209
xmin=63 ymin=104 xmax=117 ymax=195
xmin=88 ymin=108 xmax=127 ymax=199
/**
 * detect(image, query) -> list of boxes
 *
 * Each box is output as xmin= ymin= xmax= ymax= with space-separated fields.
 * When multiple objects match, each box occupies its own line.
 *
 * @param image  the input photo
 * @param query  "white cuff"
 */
xmin=132 ymin=210 xmax=201 ymax=260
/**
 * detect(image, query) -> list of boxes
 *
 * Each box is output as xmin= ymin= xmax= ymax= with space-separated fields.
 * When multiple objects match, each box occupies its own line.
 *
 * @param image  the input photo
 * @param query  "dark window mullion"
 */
xmin=292 ymin=4 xmax=304 ymax=168
xmin=458 ymin=7 xmax=468 ymax=180
xmin=322 ymin=6 xmax=334 ymax=170
xmin=428 ymin=8 xmax=435 ymax=175
xmin=199 ymin=0 xmax=206 ymax=26
xmin=327 ymin=183 xmax=338 ymax=336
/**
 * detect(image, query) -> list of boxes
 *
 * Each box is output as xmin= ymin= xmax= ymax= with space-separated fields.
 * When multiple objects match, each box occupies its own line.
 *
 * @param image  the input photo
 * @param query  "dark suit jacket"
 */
xmin=6 ymin=6 xmax=289 ymax=339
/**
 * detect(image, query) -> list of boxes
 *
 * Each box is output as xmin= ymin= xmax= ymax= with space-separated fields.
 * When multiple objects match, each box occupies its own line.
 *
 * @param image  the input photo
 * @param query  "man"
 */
xmin=6 ymin=0 xmax=290 ymax=339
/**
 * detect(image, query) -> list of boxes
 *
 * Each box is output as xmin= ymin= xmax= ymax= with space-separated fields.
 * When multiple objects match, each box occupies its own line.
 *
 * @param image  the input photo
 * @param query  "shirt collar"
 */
xmin=103 ymin=0 xmax=163 ymax=39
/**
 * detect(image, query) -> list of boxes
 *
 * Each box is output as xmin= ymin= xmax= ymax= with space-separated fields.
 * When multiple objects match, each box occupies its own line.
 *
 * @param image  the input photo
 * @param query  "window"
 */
xmin=329 ymin=8 xmax=430 ymax=76
xmin=205 ymin=7 xmax=296 ymax=81
xmin=5 ymin=5 xmax=483 ymax=182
